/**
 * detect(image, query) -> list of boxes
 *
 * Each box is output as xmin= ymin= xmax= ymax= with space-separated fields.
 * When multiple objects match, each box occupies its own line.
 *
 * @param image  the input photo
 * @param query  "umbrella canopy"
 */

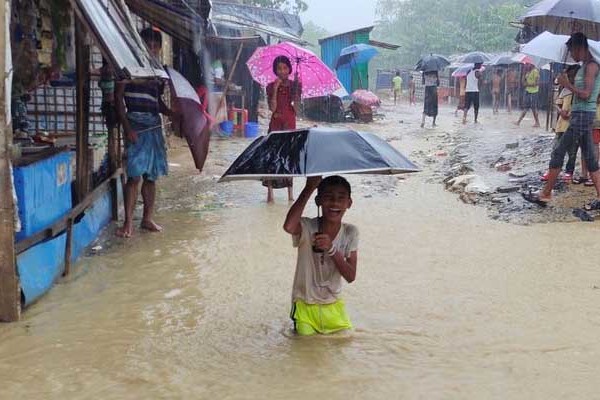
xmin=246 ymin=42 xmax=342 ymax=99
xmin=166 ymin=67 xmax=210 ymax=171
xmin=458 ymin=51 xmax=491 ymax=64
xmin=452 ymin=64 xmax=474 ymax=78
xmin=416 ymin=54 xmax=450 ymax=72
xmin=335 ymin=44 xmax=379 ymax=69
xmin=519 ymin=0 xmax=600 ymax=40
xmin=520 ymin=30 xmax=600 ymax=63
xmin=351 ymin=89 xmax=380 ymax=107
xmin=219 ymin=127 xmax=420 ymax=182
xmin=488 ymin=53 xmax=520 ymax=66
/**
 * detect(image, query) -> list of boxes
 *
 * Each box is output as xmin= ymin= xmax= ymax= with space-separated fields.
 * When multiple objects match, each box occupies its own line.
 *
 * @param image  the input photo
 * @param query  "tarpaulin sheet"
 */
xmin=17 ymin=190 xmax=114 ymax=306
xmin=13 ymin=151 xmax=73 ymax=242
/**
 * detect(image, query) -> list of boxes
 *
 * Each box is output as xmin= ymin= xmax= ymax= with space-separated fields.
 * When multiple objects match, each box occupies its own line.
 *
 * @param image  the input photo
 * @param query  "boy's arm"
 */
xmin=330 ymin=250 xmax=357 ymax=283
xmin=283 ymin=177 xmax=321 ymax=235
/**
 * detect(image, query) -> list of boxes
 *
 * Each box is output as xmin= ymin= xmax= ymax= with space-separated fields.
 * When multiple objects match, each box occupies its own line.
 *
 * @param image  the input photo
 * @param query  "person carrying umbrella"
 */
xmin=283 ymin=176 xmax=358 ymax=336
xmin=462 ymin=63 xmax=483 ymax=124
xmin=523 ymin=33 xmax=600 ymax=208
xmin=263 ymin=55 xmax=302 ymax=203
xmin=421 ymin=71 xmax=439 ymax=128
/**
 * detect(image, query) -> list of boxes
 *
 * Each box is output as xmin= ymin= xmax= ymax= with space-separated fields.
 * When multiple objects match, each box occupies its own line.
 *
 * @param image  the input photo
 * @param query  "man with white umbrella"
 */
xmin=523 ymin=33 xmax=600 ymax=208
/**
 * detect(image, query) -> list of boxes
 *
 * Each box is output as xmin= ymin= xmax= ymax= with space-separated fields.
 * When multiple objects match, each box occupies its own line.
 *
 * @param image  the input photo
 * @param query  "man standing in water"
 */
xmin=515 ymin=63 xmax=541 ymax=127
xmin=462 ymin=63 xmax=482 ymax=124
xmin=115 ymin=28 xmax=171 ymax=237
xmin=523 ymin=33 xmax=600 ymax=209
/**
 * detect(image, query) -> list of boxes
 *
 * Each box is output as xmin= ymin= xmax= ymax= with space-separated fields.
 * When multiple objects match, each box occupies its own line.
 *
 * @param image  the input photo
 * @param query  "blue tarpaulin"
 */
xmin=13 ymin=151 xmax=73 ymax=242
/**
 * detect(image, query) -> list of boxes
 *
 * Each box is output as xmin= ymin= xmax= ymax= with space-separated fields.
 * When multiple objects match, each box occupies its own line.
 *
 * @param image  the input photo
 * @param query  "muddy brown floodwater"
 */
xmin=1 ymin=101 xmax=600 ymax=399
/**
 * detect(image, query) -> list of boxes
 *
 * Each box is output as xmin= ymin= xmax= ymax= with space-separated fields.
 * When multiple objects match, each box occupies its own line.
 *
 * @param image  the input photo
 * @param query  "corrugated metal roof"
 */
xmin=368 ymin=39 xmax=400 ymax=50
xmin=73 ymin=0 xmax=167 ymax=79
xmin=318 ymin=26 xmax=374 ymax=44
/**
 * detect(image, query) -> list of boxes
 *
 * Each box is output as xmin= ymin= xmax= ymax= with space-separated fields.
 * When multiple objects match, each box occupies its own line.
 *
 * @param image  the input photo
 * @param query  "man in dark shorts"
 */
xmin=462 ymin=63 xmax=482 ymax=124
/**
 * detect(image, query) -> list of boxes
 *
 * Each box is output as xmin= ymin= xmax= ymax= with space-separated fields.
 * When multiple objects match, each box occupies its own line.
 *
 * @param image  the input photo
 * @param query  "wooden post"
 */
xmin=63 ymin=218 xmax=73 ymax=276
xmin=215 ymin=43 xmax=244 ymax=119
xmin=75 ymin=19 xmax=90 ymax=204
xmin=0 ymin=0 xmax=21 ymax=322
xmin=108 ymin=126 xmax=118 ymax=220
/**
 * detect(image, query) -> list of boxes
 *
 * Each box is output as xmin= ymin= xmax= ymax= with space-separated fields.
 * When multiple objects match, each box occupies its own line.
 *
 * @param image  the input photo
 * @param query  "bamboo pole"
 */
xmin=0 ymin=0 xmax=21 ymax=322
xmin=75 ymin=19 xmax=90 ymax=204
xmin=215 ymin=43 xmax=244 ymax=121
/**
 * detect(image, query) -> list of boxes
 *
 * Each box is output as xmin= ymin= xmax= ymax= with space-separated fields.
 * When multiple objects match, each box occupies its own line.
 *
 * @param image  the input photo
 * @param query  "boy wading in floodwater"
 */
xmin=283 ymin=176 xmax=359 ymax=336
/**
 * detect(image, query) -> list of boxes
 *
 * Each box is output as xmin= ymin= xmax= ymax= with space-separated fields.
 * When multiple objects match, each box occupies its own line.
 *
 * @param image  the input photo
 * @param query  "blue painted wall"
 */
xmin=17 ymin=190 xmax=114 ymax=306
xmin=320 ymin=33 xmax=354 ymax=94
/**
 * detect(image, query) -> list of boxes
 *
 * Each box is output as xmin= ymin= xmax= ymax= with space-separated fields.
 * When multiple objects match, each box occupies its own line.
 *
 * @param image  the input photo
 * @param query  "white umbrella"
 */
xmin=520 ymin=30 xmax=600 ymax=63
xmin=519 ymin=0 xmax=600 ymax=40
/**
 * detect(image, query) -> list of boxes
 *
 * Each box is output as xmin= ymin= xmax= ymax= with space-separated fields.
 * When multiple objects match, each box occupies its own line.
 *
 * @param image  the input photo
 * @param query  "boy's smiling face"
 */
xmin=317 ymin=184 xmax=352 ymax=223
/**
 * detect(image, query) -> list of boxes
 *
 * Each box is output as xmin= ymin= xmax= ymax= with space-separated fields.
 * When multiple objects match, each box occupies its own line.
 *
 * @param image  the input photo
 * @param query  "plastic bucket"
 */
xmin=219 ymin=120 xmax=234 ymax=136
xmin=245 ymin=122 xmax=260 ymax=138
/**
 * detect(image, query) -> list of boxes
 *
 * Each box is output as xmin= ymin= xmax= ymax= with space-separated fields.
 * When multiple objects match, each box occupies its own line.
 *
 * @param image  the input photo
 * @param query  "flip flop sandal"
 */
xmin=522 ymin=191 xmax=549 ymax=207
xmin=583 ymin=199 xmax=600 ymax=211
xmin=572 ymin=176 xmax=589 ymax=185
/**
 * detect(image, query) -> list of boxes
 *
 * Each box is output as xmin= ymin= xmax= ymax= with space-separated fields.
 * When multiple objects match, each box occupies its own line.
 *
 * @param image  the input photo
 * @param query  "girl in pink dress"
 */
xmin=263 ymin=55 xmax=302 ymax=203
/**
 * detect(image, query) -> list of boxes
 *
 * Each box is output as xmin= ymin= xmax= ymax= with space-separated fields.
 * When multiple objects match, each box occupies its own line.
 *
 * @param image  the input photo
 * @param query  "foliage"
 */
xmin=301 ymin=21 xmax=330 ymax=52
xmin=373 ymin=0 xmax=530 ymax=69
xmin=243 ymin=0 xmax=308 ymax=14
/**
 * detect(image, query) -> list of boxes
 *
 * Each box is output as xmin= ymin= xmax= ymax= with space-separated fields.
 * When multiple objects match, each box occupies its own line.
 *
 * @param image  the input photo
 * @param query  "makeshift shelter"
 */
xmin=319 ymin=27 xmax=399 ymax=93
xmin=0 ymin=0 xmax=164 ymax=321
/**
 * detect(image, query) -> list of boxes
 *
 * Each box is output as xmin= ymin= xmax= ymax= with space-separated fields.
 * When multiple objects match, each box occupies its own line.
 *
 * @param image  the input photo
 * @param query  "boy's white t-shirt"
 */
xmin=292 ymin=217 xmax=359 ymax=305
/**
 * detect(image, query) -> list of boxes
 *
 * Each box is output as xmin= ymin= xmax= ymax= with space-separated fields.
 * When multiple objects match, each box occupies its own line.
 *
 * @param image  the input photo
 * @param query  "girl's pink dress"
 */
xmin=263 ymin=80 xmax=299 ymax=189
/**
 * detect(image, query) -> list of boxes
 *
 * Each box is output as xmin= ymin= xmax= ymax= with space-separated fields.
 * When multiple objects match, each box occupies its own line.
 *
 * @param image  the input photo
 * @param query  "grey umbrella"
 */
xmin=219 ymin=127 xmax=420 ymax=182
xmin=415 ymin=54 xmax=450 ymax=72
xmin=519 ymin=0 xmax=600 ymax=40
xmin=458 ymin=51 xmax=491 ymax=64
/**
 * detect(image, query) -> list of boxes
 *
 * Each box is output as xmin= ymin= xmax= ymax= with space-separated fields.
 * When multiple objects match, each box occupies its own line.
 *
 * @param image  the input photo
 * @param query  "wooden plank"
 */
xmin=15 ymin=168 xmax=122 ymax=254
xmin=0 ymin=0 xmax=21 ymax=322
xmin=63 ymin=218 xmax=74 ymax=276
xmin=75 ymin=19 xmax=91 ymax=204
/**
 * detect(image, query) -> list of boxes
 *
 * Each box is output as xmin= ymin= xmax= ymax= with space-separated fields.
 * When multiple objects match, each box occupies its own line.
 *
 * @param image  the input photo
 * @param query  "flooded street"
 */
xmin=3 ymin=102 xmax=600 ymax=399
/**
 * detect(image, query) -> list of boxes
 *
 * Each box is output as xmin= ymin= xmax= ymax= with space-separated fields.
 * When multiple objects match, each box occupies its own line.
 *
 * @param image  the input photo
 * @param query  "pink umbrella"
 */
xmin=246 ymin=42 xmax=342 ymax=99
xmin=351 ymin=89 xmax=380 ymax=107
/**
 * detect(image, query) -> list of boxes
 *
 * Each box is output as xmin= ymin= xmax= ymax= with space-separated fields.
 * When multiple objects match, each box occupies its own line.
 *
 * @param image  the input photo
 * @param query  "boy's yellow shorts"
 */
xmin=290 ymin=299 xmax=352 ymax=336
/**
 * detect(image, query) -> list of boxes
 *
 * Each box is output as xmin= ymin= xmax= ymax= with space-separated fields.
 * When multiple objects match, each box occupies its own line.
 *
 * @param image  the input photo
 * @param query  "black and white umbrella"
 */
xmin=219 ymin=127 xmax=420 ymax=182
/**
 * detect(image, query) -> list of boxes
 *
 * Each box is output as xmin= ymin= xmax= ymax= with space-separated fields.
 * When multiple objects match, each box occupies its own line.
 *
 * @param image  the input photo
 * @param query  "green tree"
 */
xmin=301 ymin=21 xmax=330 ymax=51
xmin=243 ymin=0 xmax=308 ymax=14
xmin=373 ymin=0 xmax=529 ymax=68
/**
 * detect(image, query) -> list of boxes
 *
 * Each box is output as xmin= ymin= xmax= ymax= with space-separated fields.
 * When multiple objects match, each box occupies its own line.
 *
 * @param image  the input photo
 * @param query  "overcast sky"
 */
xmin=300 ymin=0 xmax=378 ymax=35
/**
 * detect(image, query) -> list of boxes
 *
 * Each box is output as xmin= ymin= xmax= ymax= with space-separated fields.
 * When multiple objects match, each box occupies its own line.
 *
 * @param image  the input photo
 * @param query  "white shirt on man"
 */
xmin=466 ymin=68 xmax=480 ymax=92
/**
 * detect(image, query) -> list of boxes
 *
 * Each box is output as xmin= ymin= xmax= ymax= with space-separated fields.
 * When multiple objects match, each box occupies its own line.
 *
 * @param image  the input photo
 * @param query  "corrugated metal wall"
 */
xmin=320 ymin=33 xmax=354 ymax=94
xmin=320 ymin=30 xmax=372 ymax=93
xmin=352 ymin=31 xmax=370 ymax=91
